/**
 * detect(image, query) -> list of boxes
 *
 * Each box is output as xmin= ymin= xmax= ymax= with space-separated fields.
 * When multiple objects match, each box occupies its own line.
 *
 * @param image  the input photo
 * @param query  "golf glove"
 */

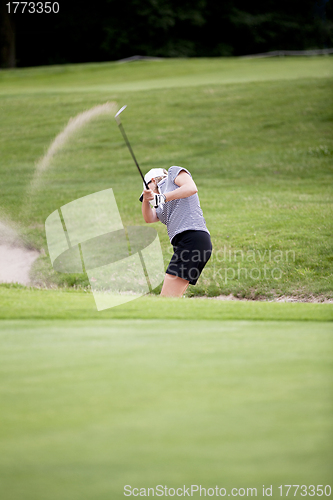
xmin=153 ymin=193 xmax=166 ymax=208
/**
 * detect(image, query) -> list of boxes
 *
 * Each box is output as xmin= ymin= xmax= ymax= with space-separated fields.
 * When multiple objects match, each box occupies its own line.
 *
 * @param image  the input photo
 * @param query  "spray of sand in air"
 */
xmin=27 ymin=101 xmax=117 ymax=196
xmin=0 ymin=102 xmax=116 ymax=286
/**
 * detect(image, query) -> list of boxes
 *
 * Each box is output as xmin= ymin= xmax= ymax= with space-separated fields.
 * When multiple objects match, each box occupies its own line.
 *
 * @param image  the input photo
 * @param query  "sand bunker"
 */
xmin=0 ymin=221 xmax=39 ymax=286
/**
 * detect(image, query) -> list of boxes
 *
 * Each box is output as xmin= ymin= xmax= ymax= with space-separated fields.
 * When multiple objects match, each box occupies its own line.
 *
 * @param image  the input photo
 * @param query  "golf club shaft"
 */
xmin=118 ymin=123 xmax=149 ymax=189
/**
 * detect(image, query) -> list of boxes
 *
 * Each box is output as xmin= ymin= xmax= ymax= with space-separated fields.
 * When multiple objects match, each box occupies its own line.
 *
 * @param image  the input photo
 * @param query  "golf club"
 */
xmin=115 ymin=105 xmax=149 ymax=189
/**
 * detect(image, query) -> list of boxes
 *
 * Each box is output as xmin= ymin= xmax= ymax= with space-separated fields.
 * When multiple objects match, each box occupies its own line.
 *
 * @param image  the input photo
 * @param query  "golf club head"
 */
xmin=115 ymin=105 xmax=127 ymax=125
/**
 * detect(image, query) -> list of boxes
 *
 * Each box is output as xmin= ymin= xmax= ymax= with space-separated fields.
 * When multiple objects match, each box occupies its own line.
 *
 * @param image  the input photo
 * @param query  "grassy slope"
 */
xmin=0 ymin=57 xmax=332 ymax=298
xmin=0 ymin=57 xmax=332 ymax=93
xmin=0 ymin=285 xmax=332 ymax=320
xmin=0 ymin=319 xmax=332 ymax=500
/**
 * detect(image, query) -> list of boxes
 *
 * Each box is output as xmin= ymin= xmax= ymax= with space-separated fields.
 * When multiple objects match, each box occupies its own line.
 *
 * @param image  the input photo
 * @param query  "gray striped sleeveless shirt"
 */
xmin=155 ymin=166 xmax=210 ymax=243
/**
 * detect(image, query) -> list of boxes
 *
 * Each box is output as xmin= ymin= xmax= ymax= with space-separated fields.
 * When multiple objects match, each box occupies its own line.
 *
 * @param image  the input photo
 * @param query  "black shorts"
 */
xmin=166 ymin=230 xmax=212 ymax=285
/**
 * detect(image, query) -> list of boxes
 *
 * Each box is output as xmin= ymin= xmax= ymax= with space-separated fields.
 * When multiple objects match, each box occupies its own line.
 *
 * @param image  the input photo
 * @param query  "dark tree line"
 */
xmin=1 ymin=0 xmax=332 ymax=68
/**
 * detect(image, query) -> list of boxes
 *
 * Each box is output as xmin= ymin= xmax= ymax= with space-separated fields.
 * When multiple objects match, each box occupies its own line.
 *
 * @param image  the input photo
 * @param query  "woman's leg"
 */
xmin=160 ymin=273 xmax=189 ymax=297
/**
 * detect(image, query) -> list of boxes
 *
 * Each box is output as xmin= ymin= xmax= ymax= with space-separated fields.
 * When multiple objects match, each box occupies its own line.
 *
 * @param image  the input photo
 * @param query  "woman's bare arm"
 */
xmin=164 ymin=171 xmax=198 ymax=202
xmin=142 ymin=188 xmax=159 ymax=223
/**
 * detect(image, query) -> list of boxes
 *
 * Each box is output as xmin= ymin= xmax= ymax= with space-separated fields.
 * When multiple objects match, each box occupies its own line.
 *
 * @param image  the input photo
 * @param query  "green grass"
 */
xmin=1 ymin=57 xmax=332 ymax=500
xmin=0 ymin=56 xmax=332 ymax=93
xmin=0 ymin=57 xmax=333 ymax=298
xmin=0 ymin=319 xmax=332 ymax=500
xmin=0 ymin=285 xmax=332 ymax=321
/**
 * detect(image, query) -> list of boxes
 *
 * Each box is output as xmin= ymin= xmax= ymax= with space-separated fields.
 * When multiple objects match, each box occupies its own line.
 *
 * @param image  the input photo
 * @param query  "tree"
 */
xmin=1 ymin=0 xmax=332 ymax=67
xmin=0 ymin=0 xmax=16 ymax=68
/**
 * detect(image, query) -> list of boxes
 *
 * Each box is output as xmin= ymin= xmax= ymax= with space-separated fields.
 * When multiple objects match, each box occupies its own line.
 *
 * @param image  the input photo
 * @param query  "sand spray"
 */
xmin=0 ymin=102 xmax=117 ymax=284
xmin=26 ymin=101 xmax=117 ymax=197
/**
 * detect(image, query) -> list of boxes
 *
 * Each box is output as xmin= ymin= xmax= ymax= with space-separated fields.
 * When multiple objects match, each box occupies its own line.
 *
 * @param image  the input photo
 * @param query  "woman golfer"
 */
xmin=140 ymin=166 xmax=212 ymax=297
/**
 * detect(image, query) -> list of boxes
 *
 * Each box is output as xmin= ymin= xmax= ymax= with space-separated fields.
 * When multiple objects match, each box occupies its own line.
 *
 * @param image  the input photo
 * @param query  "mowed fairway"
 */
xmin=0 ymin=319 xmax=332 ymax=500
xmin=0 ymin=56 xmax=332 ymax=298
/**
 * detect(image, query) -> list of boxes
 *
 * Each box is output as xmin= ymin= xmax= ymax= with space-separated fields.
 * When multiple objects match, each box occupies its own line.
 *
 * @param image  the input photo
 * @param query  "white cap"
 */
xmin=139 ymin=168 xmax=167 ymax=202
